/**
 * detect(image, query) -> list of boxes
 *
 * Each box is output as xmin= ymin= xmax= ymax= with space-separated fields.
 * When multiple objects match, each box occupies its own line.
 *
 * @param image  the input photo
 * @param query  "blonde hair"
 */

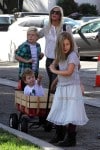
xmin=27 ymin=27 xmax=39 ymax=36
xmin=55 ymin=31 xmax=74 ymax=63
xmin=22 ymin=68 xmax=35 ymax=82
xmin=47 ymin=6 xmax=64 ymax=35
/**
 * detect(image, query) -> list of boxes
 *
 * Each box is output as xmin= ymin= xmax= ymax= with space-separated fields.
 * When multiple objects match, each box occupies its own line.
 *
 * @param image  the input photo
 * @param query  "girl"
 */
xmin=47 ymin=31 xmax=89 ymax=147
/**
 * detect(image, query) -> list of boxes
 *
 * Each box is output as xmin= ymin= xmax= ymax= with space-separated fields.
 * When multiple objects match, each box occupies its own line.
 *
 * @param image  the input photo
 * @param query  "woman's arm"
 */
xmin=39 ymin=52 xmax=44 ymax=60
xmin=50 ymin=77 xmax=58 ymax=93
xmin=38 ymin=28 xmax=45 ymax=39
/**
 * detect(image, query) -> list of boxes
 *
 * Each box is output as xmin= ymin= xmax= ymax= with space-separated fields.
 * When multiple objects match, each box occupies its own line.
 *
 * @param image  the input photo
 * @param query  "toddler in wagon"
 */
xmin=22 ymin=68 xmax=44 ymax=96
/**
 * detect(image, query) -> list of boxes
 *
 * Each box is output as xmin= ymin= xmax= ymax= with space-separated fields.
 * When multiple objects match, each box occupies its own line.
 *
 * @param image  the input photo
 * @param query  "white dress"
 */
xmin=47 ymin=52 xmax=89 ymax=126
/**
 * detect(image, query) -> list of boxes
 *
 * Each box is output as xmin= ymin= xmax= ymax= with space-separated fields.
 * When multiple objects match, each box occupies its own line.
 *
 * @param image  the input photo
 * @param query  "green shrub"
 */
xmin=78 ymin=3 xmax=98 ymax=16
xmin=57 ymin=0 xmax=98 ymax=16
xmin=57 ymin=0 xmax=78 ymax=16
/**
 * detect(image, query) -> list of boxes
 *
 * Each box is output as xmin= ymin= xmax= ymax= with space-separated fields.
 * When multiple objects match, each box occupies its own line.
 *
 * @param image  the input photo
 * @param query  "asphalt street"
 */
xmin=0 ymin=61 xmax=100 ymax=150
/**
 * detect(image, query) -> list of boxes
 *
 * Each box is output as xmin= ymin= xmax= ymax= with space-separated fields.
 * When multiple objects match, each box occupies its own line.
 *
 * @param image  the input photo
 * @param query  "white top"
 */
xmin=29 ymin=43 xmax=37 ymax=71
xmin=24 ymin=81 xmax=44 ymax=96
xmin=44 ymin=25 xmax=78 ymax=59
xmin=45 ymin=25 xmax=57 ymax=59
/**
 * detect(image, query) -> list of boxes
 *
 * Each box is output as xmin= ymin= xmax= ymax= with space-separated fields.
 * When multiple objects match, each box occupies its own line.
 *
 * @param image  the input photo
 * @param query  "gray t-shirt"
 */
xmin=58 ymin=51 xmax=80 ymax=86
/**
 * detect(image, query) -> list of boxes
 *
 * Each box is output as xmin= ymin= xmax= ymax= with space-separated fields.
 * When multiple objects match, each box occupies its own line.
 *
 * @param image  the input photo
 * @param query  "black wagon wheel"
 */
xmin=43 ymin=121 xmax=53 ymax=132
xmin=9 ymin=113 xmax=18 ymax=129
xmin=19 ymin=117 xmax=28 ymax=133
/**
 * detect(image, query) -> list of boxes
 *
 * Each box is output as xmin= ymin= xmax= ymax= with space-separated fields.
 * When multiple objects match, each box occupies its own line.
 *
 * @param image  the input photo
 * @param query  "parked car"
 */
xmin=64 ymin=17 xmax=81 ymax=29
xmin=0 ymin=14 xmax=15 ymax=31
xmin=8 ymin=15 xmax=80 ymax=32
xmin=14 ymin=12 xmax=49 ymax=18
xmin=69 ymin=12 xmax=83 ymax=20
xmin=72 ymin=18 xmax=100 ymax=58
xmin=43 ymin=16 xmax=80 ymax=29
xmin=77 ymin=16 xmax=100 ymax=25
xmin=8 ymin=16 xmax=45 ymax=31
xmin=81 ymin=16 xmax=100 ymax=23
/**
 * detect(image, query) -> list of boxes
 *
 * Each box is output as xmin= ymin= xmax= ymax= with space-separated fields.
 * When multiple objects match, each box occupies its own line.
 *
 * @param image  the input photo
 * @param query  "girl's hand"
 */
xmin=80 ymin=83 xmax=84 ymax=95
xmin=49 ymin=64 xmax=56 ymax=73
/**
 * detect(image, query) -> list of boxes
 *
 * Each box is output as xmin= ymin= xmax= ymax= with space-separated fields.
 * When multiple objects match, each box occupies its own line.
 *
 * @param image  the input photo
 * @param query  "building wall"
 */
xmin=23 ymin=0 xmax=48 ymax=12
xmin=23 ymin=0 xmax=56 ymax=12
xmin=48 ymin=0 xmax=56 ymax=10
xmin=0 ymin=0 xmax=57 ymax=14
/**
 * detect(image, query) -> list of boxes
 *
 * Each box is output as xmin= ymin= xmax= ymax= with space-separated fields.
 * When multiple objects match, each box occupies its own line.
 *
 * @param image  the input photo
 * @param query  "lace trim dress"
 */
xmin=47 ymin=51 xmax=89 ymax=125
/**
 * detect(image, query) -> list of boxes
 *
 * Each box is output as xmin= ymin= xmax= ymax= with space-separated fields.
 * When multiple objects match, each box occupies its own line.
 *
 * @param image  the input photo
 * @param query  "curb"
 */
xmin=84 ymin=96 xmax=100 ymax=107
xmin=0 ymin=123 xmax=63 ymax=150
xmin=0 ymin=78 xmax=17 ymax=88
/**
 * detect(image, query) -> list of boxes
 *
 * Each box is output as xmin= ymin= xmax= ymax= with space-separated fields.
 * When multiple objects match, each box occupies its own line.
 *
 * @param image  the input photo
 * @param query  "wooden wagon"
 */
xmin=9 ymin=89 xmax=53 ymax=133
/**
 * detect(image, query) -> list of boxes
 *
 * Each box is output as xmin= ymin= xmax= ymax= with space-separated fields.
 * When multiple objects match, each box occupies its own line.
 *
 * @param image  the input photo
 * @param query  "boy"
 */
xmin=15 ymin=27 xmax=44 ymax=90
xmin=22 ymin=68 xmax=44 ymax=96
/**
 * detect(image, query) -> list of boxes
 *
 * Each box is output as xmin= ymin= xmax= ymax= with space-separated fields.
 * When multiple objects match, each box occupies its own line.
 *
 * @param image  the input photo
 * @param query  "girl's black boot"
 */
xmin=57 ymin=131 xmax=77 ymax=147
xmin=49 ymin=125 xmax=66 ymax=144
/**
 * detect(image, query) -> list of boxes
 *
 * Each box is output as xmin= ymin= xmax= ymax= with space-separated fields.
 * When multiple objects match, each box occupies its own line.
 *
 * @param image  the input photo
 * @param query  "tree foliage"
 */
xmin=78 ymin=3 xmax=98 ymax=16
xmin=57 ymin=0 xmax=98 ymax=16
xmin=57 ymin=0 xmax=78 ymax=16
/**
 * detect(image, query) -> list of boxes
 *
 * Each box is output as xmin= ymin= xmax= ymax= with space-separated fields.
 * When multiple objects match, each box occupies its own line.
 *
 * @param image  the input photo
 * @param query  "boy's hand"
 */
xmin=37 ymin=75 xmax=42 ymax=85
xmin=38 ymin=74 xmax=42 ymax=80
xmin=39 ymin=52 xmax=44 ymax=60
xmin=26 ymin=58 xmax=33 ymax=63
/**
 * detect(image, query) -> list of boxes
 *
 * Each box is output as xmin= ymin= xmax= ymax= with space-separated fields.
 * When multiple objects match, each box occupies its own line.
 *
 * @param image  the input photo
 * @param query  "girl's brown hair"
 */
xmin=55 ymin=31 xmax=75 ymax=63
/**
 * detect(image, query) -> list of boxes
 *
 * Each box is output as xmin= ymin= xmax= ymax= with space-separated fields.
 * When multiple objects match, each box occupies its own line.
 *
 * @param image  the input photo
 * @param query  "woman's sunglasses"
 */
xmin=51 ymin=10 xmax=61 ymax=15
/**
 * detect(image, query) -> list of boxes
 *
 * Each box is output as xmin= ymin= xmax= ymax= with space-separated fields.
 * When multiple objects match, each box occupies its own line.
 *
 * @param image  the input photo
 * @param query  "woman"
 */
xmin=39 ymin=6 xmax=78 ymax=88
